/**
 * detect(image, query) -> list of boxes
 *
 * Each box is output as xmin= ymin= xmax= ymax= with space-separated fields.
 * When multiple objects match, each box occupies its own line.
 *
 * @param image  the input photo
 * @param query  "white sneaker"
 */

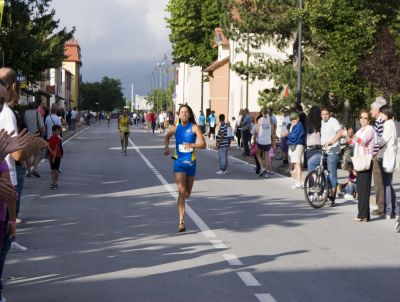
xmin=216 ymin=170 xmax=227 ymax=175
xmin=291 ymin=183 xmax=302 ymax=190
xmin=10 ymin=242 xmax=28 ymax=252
xmin=344 ymin=194 xmax=354 ymax=200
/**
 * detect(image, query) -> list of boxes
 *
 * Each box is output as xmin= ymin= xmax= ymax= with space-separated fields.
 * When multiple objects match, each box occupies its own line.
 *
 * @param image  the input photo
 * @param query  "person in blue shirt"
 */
xmin=198 ymin=111 xmax=206 ymax=134
xmin=208 ymin=111 xmax=217 ymax=139
xmin=164 ymin=104 xmax=206 ymax=232
xmin=288 ymin=112 xmax=305 ymax=189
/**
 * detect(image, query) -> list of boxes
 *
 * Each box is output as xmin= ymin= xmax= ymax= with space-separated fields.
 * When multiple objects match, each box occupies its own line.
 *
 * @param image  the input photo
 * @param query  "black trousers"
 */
xmin=242 ymin=130 xmax=251 ymax=156
xmin=356 ymin=167 xmax=372 ymax=220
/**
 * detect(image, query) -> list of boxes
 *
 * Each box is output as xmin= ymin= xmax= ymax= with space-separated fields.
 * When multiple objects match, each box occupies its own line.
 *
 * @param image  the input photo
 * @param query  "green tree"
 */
xmin=166 ymin=0 xmax=222 ymax=110
xmin=0 ymin=0 xmax=74 ymax=83
xmin=146 ymin=81 xmax=175 ymax=112
xmin=80 ymin=77 xmax=125 ymax=112
xmin=220 ymin=0 xmax=400 ymax=112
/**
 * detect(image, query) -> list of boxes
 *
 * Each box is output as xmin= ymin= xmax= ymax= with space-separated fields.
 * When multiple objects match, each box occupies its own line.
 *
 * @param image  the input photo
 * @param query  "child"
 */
xmin=338 ymin=162 xmax=357 ymax=200
xmin=48 ymin=125 xmax=63 ymax=190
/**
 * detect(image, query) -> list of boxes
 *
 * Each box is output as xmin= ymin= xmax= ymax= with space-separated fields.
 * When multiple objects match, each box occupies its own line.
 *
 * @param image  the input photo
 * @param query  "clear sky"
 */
xmin=51 ymin=0 xmax=171 ymax=98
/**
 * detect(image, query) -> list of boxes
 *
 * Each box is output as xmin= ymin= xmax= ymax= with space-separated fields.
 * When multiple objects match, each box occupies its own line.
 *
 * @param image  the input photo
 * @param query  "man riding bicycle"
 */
xmin=307 ymin=106 xmax=347 ymax=207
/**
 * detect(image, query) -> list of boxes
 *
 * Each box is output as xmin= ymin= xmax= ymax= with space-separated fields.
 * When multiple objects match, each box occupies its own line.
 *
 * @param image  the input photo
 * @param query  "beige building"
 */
xmin=63 ymin=38 xmax=82 ymax=109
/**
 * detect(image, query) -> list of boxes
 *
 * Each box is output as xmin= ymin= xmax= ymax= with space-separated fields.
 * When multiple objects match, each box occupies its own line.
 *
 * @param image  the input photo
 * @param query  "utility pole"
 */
xmin=246 ymin=32 xmax=250 ymax=109
xmin=296 ymin=0 xmax=303 ymax=107
xmin=131 ymin=83 xmax=134 ymax=112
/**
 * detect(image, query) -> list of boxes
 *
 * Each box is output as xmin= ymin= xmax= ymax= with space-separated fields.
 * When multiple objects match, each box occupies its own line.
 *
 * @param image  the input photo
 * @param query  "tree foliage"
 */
xmin=80 ymin=77 xmax=125 ymax=112
xmin=145 ymin=81 xmax=175 ymax=112
xmin=165 ymin=0 xmax=222 ymax=68
xmin=220 ymin=0 xmax=400 ymax=112
xmin=0 ymin=0 xmax=75 ymax=83
xmin=359 ymin=27 xmax=400 ymax=103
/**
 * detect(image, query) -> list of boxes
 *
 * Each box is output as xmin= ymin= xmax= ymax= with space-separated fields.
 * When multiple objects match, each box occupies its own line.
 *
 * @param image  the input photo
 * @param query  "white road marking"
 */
xmin=129 ymin=138 xmax=217 ymax=238
xmin=210 ymin=240 xmax=227 ymax=249
xmin=255 ymin=293 xmax=277 ymax=302
xmin=237 ymin=272 xmax=261 ymax=286
xmin=222 ymin=254 xmax=243 ymax=266
xmin=63 ymin=127 xmax=90 ymax=145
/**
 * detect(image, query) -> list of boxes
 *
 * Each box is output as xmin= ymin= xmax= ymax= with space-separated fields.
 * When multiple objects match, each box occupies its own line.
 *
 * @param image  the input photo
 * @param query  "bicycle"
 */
xmin=303 ymin=147 xmax=333 ymax=208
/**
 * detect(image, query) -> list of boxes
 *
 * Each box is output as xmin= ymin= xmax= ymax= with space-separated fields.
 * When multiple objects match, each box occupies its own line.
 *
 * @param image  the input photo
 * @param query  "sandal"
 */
xmin=178 ymin=221 xmax=186 ymax=233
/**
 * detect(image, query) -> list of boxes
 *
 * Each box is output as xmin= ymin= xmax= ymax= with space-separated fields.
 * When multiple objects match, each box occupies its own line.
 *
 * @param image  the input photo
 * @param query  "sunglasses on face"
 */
xmin=359 ymin=116 xmax=368 ymax=120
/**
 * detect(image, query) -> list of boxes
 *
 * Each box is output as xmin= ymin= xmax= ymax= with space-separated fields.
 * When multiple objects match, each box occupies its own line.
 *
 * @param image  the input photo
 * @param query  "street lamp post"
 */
xmin=296 ymin=0 xmax=303 ymax=107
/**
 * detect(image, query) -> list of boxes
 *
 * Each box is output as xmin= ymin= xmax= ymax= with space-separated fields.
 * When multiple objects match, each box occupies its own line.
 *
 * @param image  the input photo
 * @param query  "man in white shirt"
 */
xmin=45 ymin=106 xmax=62 ymax=140
xmin=312 ymin=106 xmax=346 ymax=206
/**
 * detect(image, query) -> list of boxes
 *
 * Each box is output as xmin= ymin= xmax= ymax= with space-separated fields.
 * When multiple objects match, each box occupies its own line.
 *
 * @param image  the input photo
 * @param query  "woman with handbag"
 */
xmin=377 ymin=105 xmax=398 ymax=220
xmin=347 ymin=110 xmax=375 ymax=222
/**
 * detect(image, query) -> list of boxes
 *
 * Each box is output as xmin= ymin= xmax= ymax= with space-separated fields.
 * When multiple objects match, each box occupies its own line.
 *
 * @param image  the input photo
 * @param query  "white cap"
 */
xmin=371 ymin=96 xmax=387 ymax=109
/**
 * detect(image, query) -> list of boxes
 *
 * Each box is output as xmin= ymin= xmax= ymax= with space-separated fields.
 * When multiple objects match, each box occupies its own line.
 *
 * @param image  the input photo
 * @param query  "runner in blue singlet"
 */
xmin=164 ymin=104 xmax=206 ymax=232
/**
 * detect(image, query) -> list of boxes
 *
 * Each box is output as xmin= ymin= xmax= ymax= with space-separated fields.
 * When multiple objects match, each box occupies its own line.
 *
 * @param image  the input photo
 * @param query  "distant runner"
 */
xmin=118 ymin=110 xmax=132 ymax=155
xmin=164 ymin=104 xmax=206 ymax=232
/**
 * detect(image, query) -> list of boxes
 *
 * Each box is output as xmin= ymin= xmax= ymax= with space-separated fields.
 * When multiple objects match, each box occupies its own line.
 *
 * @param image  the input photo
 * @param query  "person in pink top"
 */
xmin=347 ymin=110 xmax=375 ymax=222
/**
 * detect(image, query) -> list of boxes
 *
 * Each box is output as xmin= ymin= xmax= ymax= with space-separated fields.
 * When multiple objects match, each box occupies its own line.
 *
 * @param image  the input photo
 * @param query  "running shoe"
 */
xmin=10 ymin=242 xmax=28 ymax=252
xmin=216 ymin=170 xmax=227 ymax=175
xmin=32 ymin=170 xmax=41 ymax=178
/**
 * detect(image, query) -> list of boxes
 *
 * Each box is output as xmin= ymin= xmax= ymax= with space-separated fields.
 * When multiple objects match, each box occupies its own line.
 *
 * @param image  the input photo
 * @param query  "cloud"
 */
xmin=51 ymin=0 xmax=171 ymax=95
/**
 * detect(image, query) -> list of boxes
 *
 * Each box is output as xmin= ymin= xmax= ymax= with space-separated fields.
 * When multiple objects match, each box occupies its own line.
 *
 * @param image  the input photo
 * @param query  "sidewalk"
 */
xmin=206 ymin=137 xmax=399 ymax=207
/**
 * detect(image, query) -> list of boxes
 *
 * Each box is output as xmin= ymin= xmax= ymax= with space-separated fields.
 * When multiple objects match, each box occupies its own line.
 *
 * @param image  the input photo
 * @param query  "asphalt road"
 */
xmin=4 ymin=121 xmax=400 ymax=302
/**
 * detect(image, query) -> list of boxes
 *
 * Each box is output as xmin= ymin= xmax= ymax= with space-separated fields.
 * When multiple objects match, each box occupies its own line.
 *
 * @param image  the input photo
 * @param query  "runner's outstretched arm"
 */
xmin=164 ymin=126 xmax=176 ymax=156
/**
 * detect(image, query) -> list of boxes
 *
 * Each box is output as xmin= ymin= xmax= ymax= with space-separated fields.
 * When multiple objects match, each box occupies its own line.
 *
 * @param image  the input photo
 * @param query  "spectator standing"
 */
xmin=241 ymin=108 xmax=252 ymax=156
xmin=255 ymin=108 xmax=273 ymax=178
xmin=235 ymin=110 xmax=243 ymax=149
xmin=370 ymin=97 xmax=386 ymax=216
xmin=305 ymin=106 xmax=321 ymax=172
xmin=280 ymin=108 xmax=290 ymax=165
xmin=45 ymin=106 xmax=62 ymax=140
xmin=348 ymin=110 xmax=375 ymax=222
xmin=377 ymin=105 xmax=398 ymax=220
xmin=24 ymin=102 xmax=44 ymax=177
xmin=0 ymin=67 xmax=31 ymax=252
xmin=71 ymin=107 xmax=78 ymax=131
xmin=216 ymin=114 xmax=229 ymax=175
xmin=208 ymin=111 xmax=217 ymax=139
xmin=198 ymin=111 xmax=206 ymax=134
xmin=288 ymin=112 xmax=305 ymax=189
xmin=150 ymin=112 xmax=156 ymax=133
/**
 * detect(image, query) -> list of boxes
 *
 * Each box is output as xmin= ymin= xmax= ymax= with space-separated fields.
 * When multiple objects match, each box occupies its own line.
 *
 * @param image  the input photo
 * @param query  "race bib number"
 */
xmin=179 ymin=144 xmax=193 ymax=153
xmin=210 ymin=121 xmax=215 ymax=127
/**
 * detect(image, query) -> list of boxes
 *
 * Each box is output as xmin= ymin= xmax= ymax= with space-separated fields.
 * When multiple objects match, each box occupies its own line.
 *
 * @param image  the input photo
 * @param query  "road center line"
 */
xmin=255 ymin=293 xmax=278 ymax=302
xmin=222 ymin=254 xmax=244 ymax=266
xmin=129 ymin=138 xmax=217 ymax=238
xmin=210 ymin=240 xmax=227 ymax=249
xmin=237 ymin=272 xmax=261 ymax=287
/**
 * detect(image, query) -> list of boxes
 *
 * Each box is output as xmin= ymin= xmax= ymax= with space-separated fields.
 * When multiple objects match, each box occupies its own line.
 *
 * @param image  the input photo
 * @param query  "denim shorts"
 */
xmin=174 ymin=160 xmax=196 ymax=176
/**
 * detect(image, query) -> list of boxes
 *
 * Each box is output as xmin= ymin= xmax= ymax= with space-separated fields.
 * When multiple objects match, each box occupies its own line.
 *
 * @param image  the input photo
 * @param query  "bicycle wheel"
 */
xmin=274 ymin=145 xmax=283 ymax=160
xmin=304 ymin=170 xmax=329 ymax=208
